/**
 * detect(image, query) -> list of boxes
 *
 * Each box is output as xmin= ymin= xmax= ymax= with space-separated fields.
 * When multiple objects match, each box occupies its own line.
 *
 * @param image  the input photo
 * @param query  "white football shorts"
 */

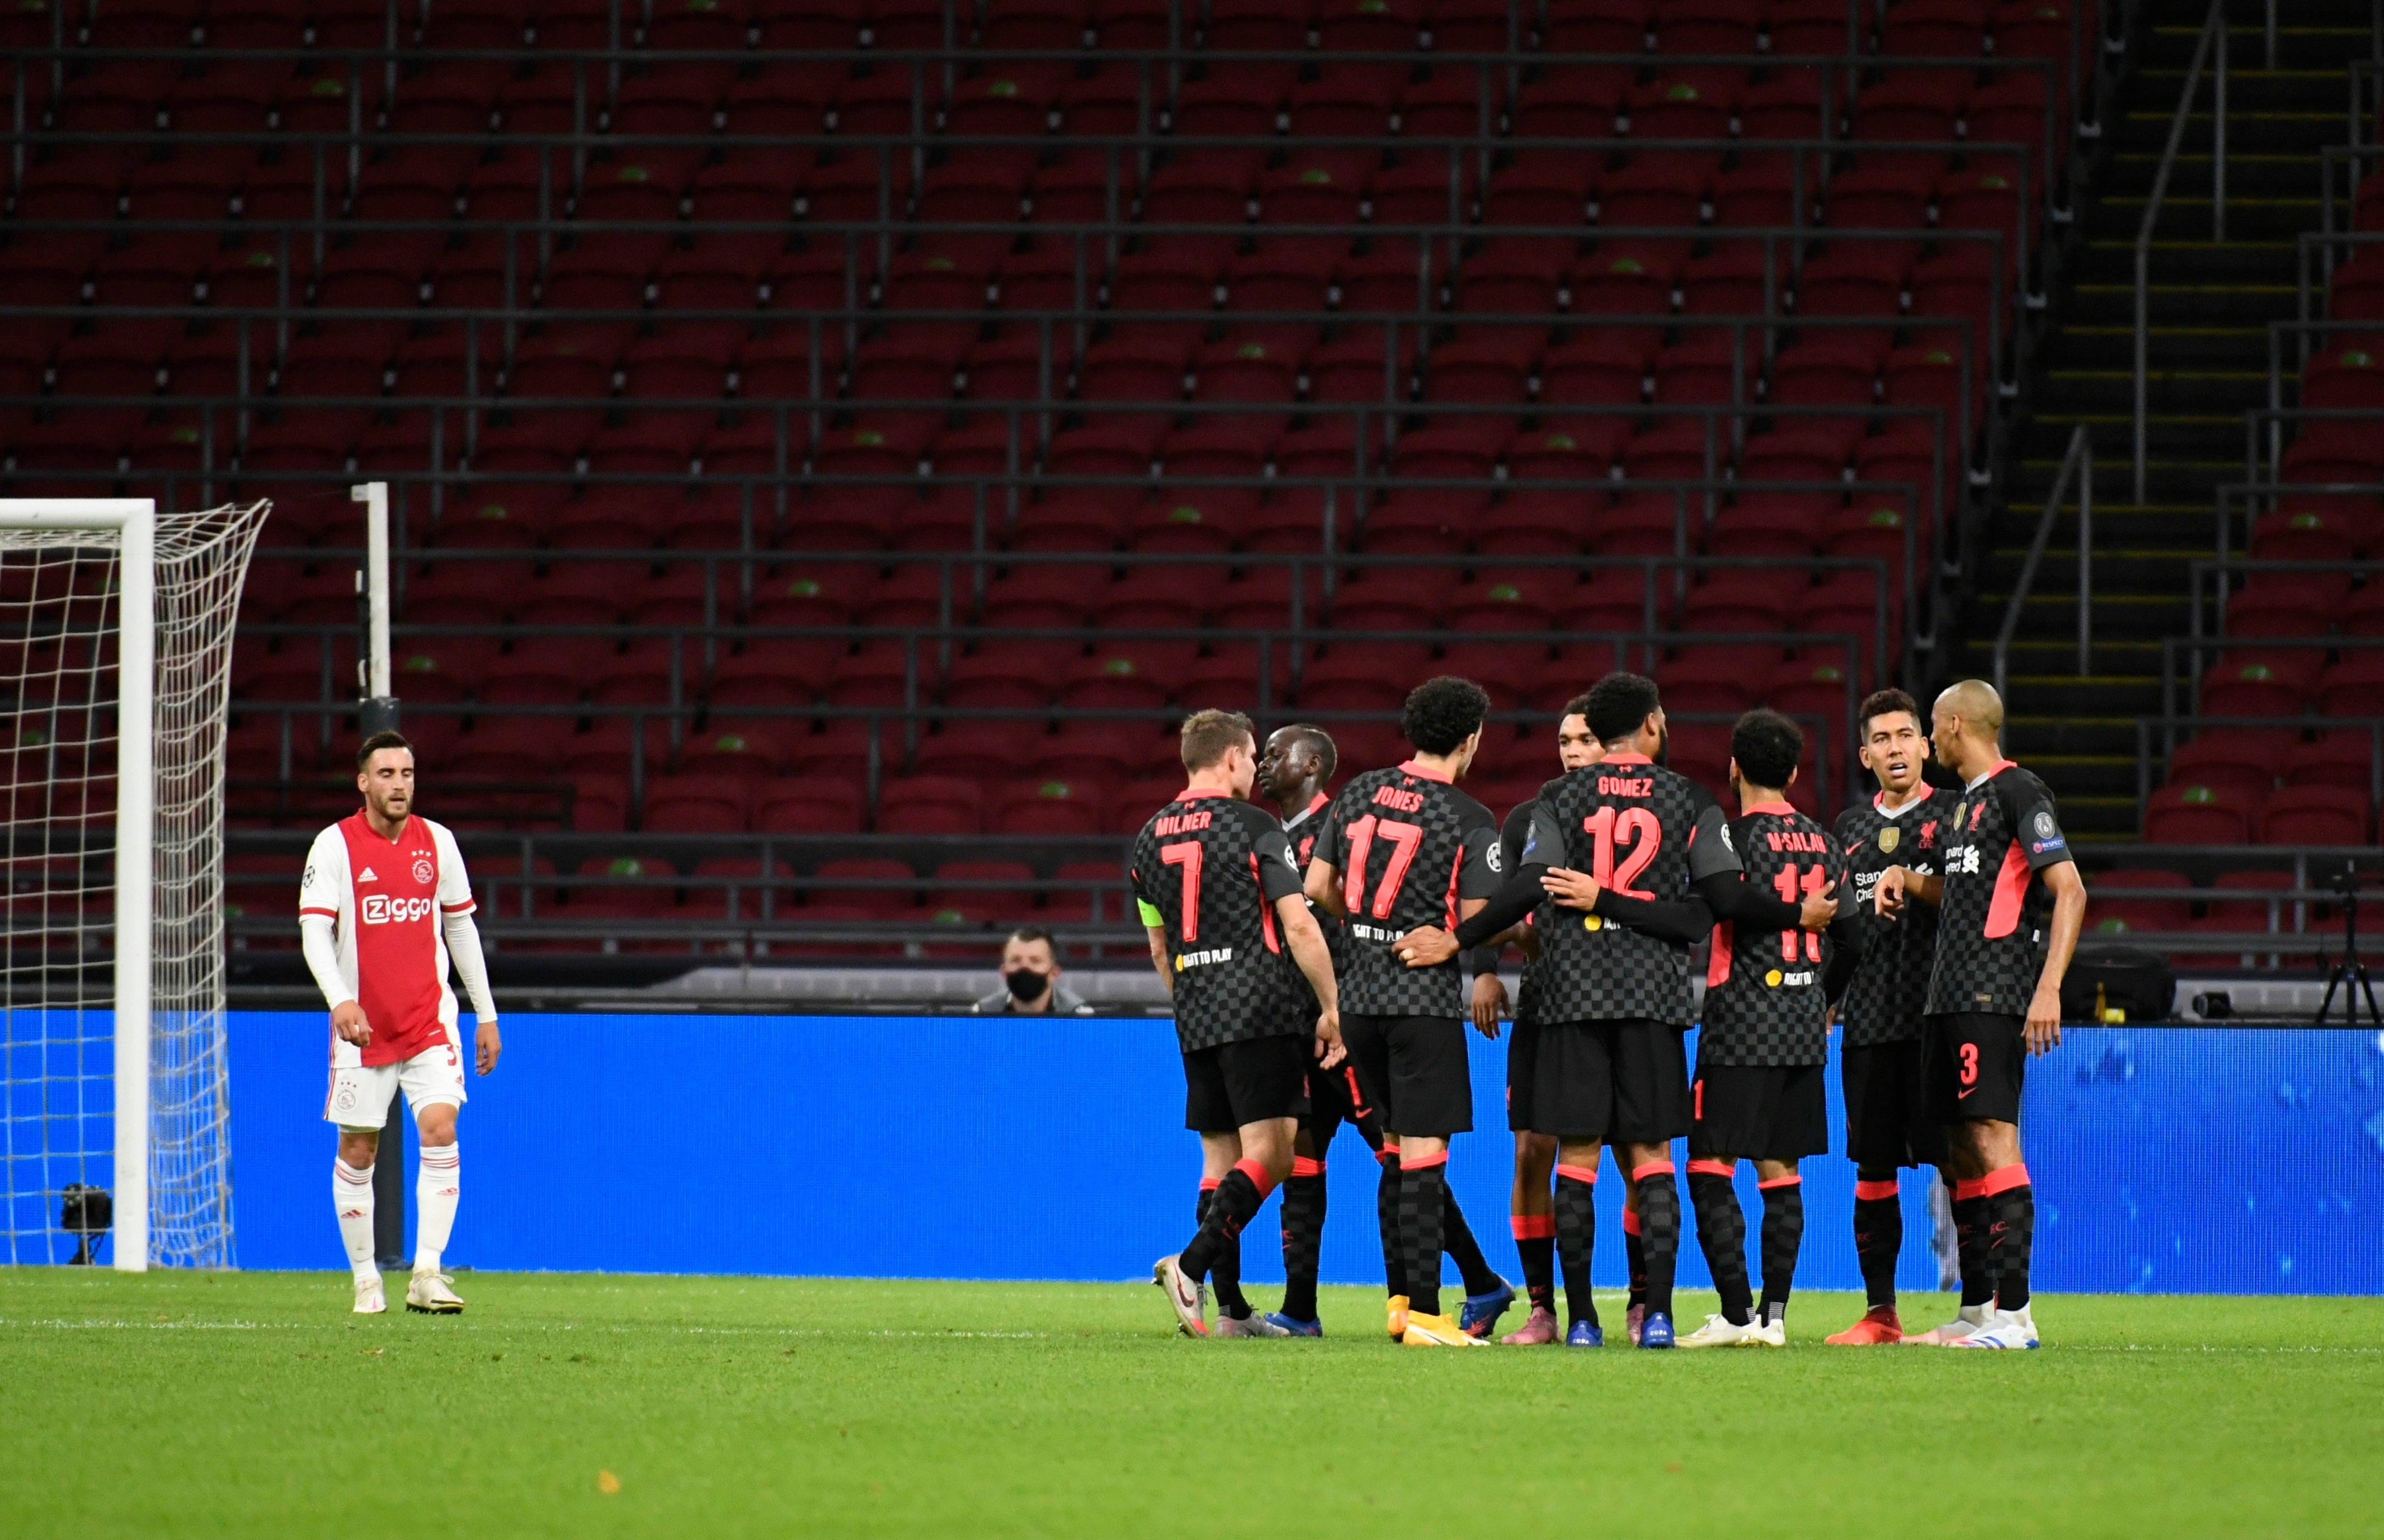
xmin=323 ymin=1026 xmax=468 ymax=1128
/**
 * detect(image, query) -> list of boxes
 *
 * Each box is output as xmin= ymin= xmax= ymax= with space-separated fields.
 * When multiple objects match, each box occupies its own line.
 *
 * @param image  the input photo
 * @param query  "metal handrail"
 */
xmin=2136 ymin=0 xmax=2228 ymax=504
xmin=1994 ymin=422 xmax=2091 ymax=698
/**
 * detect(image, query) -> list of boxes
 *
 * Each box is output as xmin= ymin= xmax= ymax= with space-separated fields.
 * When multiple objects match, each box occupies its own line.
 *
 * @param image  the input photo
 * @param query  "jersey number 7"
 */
xmin=1341 ymin=815 xmax=1424 ymax=920
xmin=1160 ymin=840 xmax=1203 ymax=942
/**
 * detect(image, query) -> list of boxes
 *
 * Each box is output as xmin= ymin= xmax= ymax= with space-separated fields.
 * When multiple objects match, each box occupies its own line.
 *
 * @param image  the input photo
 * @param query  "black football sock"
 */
xmin=1398 ymin=1156 xmax=1449 ymax=1318
xmin=1376 ymin=1150 xmax=1406 ymax=1299
xmin=1212 ymin=1223 xmax=1249 ymax=1320
xmin=1624 ymin=1208 xmax=1648 ymax=1310
xmin=1950 ymin=1181 xmax=1995 ymax=1309
xmin=1687 ymin=1165 xmax=1752 ymax=1327
xmin=1852 ymin=1171 xmax=1903 ymax=1312
xmin=1983 ymin=1165 xmax=2034 ymax=1312
xmin=1552 ymin=1165 xmax=1600 ymax=1331
xmin=1632 ymin=1164 xmax=1681 ymax=1321
xmin=1180 ymin=1162 xmax=1271 ymax=1286
xmin=1513 ymin=1212 xmax=1556 ymax=1314
xmin=1190 ymin=1181 xmax=1250 ymax=1319
xmin=1440 ymin=1186 xmax=1501 ymax=1297
xmin=1758 ymin=1175 xmax=1804 ymax=1325
xmin=1277 ymin=1159 xmax=1327 ymax=1323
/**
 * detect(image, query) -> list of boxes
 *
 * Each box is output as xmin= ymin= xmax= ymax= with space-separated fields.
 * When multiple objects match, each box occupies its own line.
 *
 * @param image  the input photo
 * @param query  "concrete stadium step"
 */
xmin=2034 ymin=367 xmax=2273 ymax=416
xmin=2035 ymin=326 xmax=2273 ymax=371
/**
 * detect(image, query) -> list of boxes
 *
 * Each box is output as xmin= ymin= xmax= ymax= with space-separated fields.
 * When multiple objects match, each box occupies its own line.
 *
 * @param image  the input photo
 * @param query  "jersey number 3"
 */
xmin=1341 ymin=815 xmax=1424 ymax=920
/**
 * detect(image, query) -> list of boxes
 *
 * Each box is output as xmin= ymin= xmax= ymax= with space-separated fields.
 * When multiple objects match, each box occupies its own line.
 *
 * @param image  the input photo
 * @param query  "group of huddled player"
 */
xmin=1132 ymin=672 xmax=2086 ymax=1351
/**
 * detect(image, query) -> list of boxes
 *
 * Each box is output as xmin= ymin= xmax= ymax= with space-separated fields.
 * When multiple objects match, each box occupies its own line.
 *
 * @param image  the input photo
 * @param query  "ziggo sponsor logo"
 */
xmin=360 ymin=894 xmax=435 ymax=925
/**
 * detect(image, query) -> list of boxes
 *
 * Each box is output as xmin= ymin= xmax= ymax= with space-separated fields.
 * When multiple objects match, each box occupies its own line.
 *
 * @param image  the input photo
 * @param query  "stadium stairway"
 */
xmin=1957 ymin=0 xmax=2367 ymax=840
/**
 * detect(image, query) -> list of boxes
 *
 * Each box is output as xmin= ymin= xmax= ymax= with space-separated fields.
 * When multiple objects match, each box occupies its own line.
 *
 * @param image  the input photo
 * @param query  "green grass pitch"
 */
xmin=4 ymin=1270 xmax=2381 ymax=1538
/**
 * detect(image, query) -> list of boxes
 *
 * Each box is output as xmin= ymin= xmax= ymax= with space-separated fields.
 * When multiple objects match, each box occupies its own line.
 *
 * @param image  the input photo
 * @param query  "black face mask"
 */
xmin=1003 ymin=968 xmax=1050 ymax=1002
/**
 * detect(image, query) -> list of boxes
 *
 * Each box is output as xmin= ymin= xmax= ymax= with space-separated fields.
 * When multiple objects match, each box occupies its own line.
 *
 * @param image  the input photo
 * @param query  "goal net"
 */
xmin=2 ymin=500 xmax=267 ymax=1270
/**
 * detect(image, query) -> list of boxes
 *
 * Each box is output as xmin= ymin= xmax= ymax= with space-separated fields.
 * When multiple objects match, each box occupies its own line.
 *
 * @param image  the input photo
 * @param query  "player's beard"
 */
xmin=1653 ymin=727 xmax=1670 ymax=767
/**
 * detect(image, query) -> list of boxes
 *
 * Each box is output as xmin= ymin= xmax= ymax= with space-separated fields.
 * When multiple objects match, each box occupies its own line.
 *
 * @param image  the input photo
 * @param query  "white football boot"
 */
xmin=1903 ymin=1303 xmax=1989 ymax=1345
xmin=1213 ymin=1312 xmax=1292 ymax=1338
xmin=1742 ymin=1313 xmax=1787 ymax=1348
xmin=1950 ymin=1306 xmax=2038 ymax=1349
xmin=1152 ymin=1255 xmax=1209 ymax=1337
xmin=352 ymin=1274 xmax=387 ymax=1315
xmin=1676 ymin=1313 xmax=1759 ymax=1348
xmin=405 ymin=1269 xmax=464 ymax=1314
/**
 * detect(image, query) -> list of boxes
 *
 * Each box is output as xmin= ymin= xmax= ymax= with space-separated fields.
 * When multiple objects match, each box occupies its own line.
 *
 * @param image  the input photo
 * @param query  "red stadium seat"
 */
xmin=2142 ymin=783 xmax=2252 ymax=845
xmin=877 ymin=775 xmax=985 ymax=834
xmin=2256 ymin=786 xmax=2372 ymax=846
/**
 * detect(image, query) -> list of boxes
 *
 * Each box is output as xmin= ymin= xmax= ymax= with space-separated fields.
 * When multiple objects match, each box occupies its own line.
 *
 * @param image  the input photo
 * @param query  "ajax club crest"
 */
xmin=412 ymin=856 xmax=435 ymax=885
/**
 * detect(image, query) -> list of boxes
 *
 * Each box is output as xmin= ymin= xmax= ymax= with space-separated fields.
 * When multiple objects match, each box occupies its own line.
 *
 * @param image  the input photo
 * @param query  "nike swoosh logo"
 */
xmin=1957 ymin=1087 xmax=1978 ymax=1099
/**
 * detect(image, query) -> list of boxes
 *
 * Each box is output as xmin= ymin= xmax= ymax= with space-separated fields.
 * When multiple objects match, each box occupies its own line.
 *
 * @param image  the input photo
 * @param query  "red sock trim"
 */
xmin=1952 ymin=1177 xmax=1987 ymax=1202
xmin=1374 ymin=1147 xmax=1397 ymax=1166
xmin=1231 ymin=1157 xmax=1276 ymax=1198
xmin=1553 ymin=1164 xmax=1599 ymax=1185
xmin=1199 ymin=1177 xmax=1221 ymax=1192
xmin=1687 ymin=1158 xmax=1735 ymax=1178
xmin=1402 ymin=1151 xmax=1449 ymax=1171
xmin=1631 ymin=1159 xmax=1674 ymax=1181
xmin=1756 ymin=1173 xmax=1802 ymax=1190
xmin=1621 ymin=1208 xmax=1642 ymax=1236
xmin=1510 ymin=1214 xmax=1556 ymax=1240
xmin=1979 ymin=1162 xmax=2030 ymax=1198
xmin=1853 ymin=1179 xmax=1900 ymax=1201
xmin=1290 ymin=1157 xmax=1326 ymax=1178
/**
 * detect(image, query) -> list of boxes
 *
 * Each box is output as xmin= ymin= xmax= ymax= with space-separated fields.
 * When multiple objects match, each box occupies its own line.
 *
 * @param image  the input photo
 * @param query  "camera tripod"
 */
xmin=2313 ymin=871 xmax=2381 ymax=1027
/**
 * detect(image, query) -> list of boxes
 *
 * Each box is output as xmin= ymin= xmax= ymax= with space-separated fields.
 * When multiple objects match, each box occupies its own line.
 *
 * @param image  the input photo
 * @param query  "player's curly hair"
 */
xmin=1730 ymin=708 xmax=1804 ymax=791
xmin=1401 ymin=676 xmax=1491 ymax=756
xmin=1561 ymin=690 xmax=1596 ymax=723
xmin=1858 ymin=687 xmax=1924 ymax=738
xmin=1584 ymin=672 xmax=1661 ymax=745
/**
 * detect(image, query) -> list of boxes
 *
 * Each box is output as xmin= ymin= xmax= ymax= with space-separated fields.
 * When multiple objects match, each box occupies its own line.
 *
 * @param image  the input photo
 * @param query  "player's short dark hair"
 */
xmin=1278 ymin=722 xmax=1338 ymax=780
xmin=1858 ymin=687 xmax=1925 ymax=738
xmin=1401 ymin=676 xmax=1491 ymax=755
xmin=1585 ymin=672 xmax=1661 ymax=745
xmin=1179 ymin=708 xmax=1256 ymax=772
xmin=1003 ymin=926 xmax=1054 ymax=952
xmin=1561 ymin=690 xmax=1596 ymax=724
xmin=1730 ymin=708 xmax=1803 ymax=790
xmin=356 ymin=730 xmax=413 ymax=771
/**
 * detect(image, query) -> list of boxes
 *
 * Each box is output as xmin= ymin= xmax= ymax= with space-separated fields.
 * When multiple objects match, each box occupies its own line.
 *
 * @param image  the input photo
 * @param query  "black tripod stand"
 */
xmin=2313 ymin=866 xmax=2381 ymax=1027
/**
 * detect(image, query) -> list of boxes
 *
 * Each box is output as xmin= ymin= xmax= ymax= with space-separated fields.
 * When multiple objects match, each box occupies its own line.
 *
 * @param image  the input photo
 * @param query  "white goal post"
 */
xmin=1 ymin=498 xmax=267 ymax=1271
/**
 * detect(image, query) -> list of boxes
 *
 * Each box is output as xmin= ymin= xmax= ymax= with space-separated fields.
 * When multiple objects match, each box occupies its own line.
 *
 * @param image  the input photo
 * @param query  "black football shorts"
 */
xmin=1183 ymin=1034 xmax=1311 ymax=1133
xmin=1340 ymin=1014 xmax=1473 ymax=1139
xmin=1531 ymin=1018 xmax=1691 ymax=1145
xmin=1841 ymin=1038 xmax=1948 ymax=1169
xmin=1923 ymin=1011 xmax=2027 ymax=1125
xmin=1688 ymin=1059 xmax=1830 ymax=1162
xmin=1505 ymin=1018 xmax=1543 ymax=1133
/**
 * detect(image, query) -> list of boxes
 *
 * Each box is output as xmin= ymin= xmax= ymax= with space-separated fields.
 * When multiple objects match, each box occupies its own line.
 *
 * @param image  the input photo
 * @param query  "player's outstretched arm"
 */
xmin=1586 ymin=886 xmax=1716 ymax=946
xmin=2027 ymin=860 xmax=2088 ymax=1055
